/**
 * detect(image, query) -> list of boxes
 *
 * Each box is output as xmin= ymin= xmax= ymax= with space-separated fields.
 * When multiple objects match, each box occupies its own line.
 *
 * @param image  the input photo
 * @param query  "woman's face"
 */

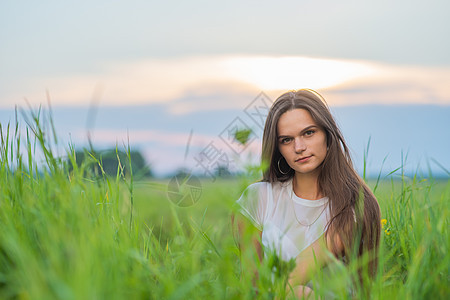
xmin=277 ymin=109 xmax=327 ymax=177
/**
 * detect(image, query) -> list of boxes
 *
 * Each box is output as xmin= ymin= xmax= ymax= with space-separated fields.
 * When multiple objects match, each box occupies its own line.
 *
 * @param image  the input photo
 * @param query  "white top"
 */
xmin=236 ymin=179 xmax=330 ymax=261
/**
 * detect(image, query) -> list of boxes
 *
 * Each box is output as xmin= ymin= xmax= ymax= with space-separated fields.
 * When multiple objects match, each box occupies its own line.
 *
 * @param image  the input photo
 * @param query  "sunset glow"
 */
xmin=220 ymin=56 xmax=379 ymax=91
xmin=3 ymin=55 xmax=450 ymax=109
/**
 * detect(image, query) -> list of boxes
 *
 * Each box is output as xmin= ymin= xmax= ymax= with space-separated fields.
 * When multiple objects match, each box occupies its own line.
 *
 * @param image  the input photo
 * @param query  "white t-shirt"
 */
xmin=237 ymin=179 xmax=330 ymax=261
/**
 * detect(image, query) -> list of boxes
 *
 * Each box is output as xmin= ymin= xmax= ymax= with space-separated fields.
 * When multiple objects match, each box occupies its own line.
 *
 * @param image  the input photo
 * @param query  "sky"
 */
xmin=1 ymin=0 xmax=449 ymax=178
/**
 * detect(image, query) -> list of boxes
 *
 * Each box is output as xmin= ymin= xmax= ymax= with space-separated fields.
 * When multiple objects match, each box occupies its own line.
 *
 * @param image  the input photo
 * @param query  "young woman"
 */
xmin=235 ymin=89 xmax=380 ymax=298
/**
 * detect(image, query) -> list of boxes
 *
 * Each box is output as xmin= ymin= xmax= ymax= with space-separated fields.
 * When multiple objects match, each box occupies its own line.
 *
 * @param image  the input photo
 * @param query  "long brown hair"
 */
xmin=261 ymin=89 xmax=380 ymax=275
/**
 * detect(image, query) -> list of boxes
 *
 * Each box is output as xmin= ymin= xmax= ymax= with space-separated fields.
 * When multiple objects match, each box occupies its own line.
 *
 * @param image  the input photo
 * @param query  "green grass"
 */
xmin=0 ymin=110 xmax=448 ymax=299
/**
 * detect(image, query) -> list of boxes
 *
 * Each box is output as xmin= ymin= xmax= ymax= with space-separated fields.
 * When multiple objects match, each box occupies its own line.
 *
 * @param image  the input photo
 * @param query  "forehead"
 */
xmin=277 ymin=109 xmax=317 ymax=135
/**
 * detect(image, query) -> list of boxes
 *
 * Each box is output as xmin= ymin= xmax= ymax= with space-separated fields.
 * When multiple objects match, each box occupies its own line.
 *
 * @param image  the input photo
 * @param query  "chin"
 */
xmin=294 ymin=167 xmax=320 ymax=176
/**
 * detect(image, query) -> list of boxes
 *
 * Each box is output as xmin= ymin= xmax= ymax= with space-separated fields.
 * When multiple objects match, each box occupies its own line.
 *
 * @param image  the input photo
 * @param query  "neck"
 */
xmin=292 ymin=172 xmax=322 ymax=200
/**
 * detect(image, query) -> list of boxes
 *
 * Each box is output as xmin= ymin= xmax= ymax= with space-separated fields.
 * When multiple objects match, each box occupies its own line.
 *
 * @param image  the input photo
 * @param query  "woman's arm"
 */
xmin=287 ymin=232 xmax=344 ymax=298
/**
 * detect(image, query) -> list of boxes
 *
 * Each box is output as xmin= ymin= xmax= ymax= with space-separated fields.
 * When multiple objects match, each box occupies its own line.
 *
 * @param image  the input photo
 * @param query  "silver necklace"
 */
xmin=290 ymin=188 xmax=328 ymax=228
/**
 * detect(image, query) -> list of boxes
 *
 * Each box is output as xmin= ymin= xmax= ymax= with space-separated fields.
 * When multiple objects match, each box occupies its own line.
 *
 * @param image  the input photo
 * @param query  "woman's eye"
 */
xmin=305 ymin=130 xmax=315 ymax=136
xmin=280 ymin=138 xmax=291 ymax=144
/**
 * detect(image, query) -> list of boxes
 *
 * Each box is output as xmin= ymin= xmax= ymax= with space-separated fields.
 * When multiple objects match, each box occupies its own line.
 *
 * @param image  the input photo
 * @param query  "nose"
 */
xmin=294 ymin=137 xmax=306 ymax=153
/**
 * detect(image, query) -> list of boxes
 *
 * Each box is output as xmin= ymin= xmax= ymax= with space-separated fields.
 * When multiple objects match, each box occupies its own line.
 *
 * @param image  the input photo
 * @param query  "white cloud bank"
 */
xmin=2 ymin=55 xmax=449 ymax=110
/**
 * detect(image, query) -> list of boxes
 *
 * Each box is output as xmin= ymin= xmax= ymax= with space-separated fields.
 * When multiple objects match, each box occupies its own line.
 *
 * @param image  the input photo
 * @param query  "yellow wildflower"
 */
xmin=385 ymin=228 xmax=391 ymax=235
xmin=381 ymin=219 xmax=387 ymax=228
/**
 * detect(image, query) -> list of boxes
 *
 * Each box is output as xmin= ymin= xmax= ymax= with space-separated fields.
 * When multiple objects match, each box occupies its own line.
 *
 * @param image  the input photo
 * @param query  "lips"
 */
xmin=295 ymin=155 xmax=312 ymax=163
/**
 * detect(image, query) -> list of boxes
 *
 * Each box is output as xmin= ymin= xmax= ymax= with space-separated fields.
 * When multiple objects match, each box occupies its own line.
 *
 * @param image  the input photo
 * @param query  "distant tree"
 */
xmin=173 ymin=167 xmax=191 ymax=179
xmin=214 ymin=164 xmax=232 ymax=178
xmin=69 ymin=148 xmax=152 ymax=179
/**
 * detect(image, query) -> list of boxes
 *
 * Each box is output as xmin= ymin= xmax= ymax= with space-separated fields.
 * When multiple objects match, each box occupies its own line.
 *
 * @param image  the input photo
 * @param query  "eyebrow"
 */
xmin=278 ymin=125 xmax=318 ymax=139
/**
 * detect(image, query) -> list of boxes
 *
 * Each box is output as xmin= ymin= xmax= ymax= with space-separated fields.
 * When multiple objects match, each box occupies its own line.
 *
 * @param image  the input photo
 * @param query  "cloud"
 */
xmin=72 ymin=127 xmax=262 ymax=176
xmin=2 ymin=55 xmax=449 ymax=110
xmin=75 ymin=128 xmax=214 ymax=147
xmin=75 ymin=128 xmax=261 ymax=154
xmin=322 ymin=64 xmax=450 ymax=106
xmin=6 ymin=56 xmax=260 ymax=108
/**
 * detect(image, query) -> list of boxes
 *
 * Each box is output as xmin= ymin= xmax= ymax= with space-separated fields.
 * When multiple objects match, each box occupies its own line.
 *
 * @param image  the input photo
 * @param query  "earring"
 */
xmin=277 ymin=157 xmax=290 ymax=175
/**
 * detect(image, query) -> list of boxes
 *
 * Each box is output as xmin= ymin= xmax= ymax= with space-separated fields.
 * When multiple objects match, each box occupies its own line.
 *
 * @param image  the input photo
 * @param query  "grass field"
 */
xmin=0 ymin=112 xmax=448 ymax=299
